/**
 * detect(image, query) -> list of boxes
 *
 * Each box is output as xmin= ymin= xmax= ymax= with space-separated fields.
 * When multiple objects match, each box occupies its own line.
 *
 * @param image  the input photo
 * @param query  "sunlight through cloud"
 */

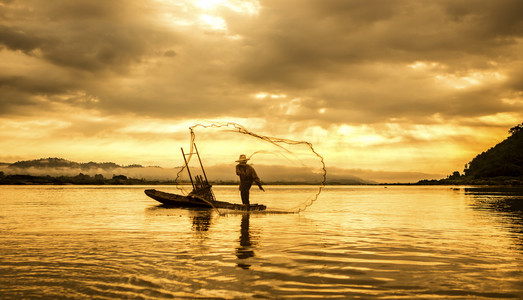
xmin=199 ymin=14 xmax=227 ymax=31
xmin=253 ymin=93 xmax=287 ymax=99
xmin=408 ymin=61 xmax=440 ymax=69
xmin=435 ymin=71 xmax=505 ymax=90
xmin=195 ymin=0 xmax=260 ymax=15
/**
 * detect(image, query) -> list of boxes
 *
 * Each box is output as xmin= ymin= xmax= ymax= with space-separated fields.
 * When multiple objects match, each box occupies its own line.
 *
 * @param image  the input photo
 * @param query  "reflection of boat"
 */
xmin=191 ymin=210 xmax=212 ymax=231
xmin=144 ymin=189 xmax=266 ymax=210
xmin=144 ymin=144 xmax=266 ymax=211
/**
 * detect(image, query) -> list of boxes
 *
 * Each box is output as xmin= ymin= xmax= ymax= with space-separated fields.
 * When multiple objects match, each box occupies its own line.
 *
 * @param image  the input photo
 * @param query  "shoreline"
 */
xmin=1 ymin=173 xmax=521 ymax=186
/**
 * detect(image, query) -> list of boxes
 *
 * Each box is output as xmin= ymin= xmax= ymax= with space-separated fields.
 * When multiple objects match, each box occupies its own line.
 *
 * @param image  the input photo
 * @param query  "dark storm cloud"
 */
xmin=233 ymin=0 xmax=523 ymax=83
xmin=1 ymin=0 xmax=262 ymax=119
xmin=0 ymin=74 xmax=79 ymax=116
xmin=0 ymin=75 xmax=76 ymax=95
xmin=223 ymin=0 xmax=523 ymax=124
xmin=0 ymin=0 xmax=521 ymax=125
xmin=0 ymin=25 xmax=43 ymax=53
xmin=0 ymin=0 xmax=179 ymax=73
xmin=0 ymin=0 xmax=185 ymax=117
xmin=505 ymin=66 xmax=523 ymax=92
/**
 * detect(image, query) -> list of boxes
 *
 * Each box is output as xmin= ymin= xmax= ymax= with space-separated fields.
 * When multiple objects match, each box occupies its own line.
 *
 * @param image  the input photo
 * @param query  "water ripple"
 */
xmin=1 ymin=185 xmax=522 ymax=298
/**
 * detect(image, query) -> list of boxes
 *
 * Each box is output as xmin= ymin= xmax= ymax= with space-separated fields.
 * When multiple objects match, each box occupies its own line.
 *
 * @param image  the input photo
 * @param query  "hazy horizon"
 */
xmin=0 ymin=157 xmax=445 ymax=184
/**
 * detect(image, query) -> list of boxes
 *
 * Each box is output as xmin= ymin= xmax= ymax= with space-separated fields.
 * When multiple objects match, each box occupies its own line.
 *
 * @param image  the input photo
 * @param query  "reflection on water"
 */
xmin=1 ymin=185 xmax=523 ymax=299
xmin=467 ymin=187 xmax=523 ymax=213
xmin=236 ymin=214 xmax=256 ymax=269
xmin=189 ymin=210 xmax=258 ymax=269
xmin=466 ymin=186 xmax=523 ymax=248
xmin=191 ymin=210 xmax=212 ymax=232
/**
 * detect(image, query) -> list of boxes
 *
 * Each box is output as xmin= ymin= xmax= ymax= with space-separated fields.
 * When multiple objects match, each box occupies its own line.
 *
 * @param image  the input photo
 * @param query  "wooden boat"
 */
xmin=144 ymin=189 xmax=266 ymax=211
xmin=144 ymin=144 xmax=266 ymax=211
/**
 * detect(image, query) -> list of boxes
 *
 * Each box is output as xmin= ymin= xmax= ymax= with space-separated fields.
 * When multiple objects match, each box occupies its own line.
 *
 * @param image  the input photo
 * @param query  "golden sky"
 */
xmin=0 ymin=0 xmax=522 ymax=182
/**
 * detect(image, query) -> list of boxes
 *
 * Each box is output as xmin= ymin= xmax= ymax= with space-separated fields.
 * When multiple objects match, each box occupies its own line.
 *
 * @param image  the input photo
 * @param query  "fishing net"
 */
xmin=174 ymin=121 xmax=326 ymax=213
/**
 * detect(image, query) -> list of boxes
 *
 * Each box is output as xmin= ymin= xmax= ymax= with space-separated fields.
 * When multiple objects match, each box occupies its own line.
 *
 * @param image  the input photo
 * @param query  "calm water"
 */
xmin=1 ymin=185 xmax=522 ymax=299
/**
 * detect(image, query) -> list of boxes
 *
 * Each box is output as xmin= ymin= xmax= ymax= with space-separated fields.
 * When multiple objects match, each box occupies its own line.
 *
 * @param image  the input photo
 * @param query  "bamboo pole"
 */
xmin=181 ymin=147 xmax=195 ymax=190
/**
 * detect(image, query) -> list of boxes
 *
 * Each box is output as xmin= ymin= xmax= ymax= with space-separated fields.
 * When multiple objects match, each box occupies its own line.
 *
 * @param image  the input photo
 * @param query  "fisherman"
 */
xmin=235 ymin=154 xmax=264 ymax=207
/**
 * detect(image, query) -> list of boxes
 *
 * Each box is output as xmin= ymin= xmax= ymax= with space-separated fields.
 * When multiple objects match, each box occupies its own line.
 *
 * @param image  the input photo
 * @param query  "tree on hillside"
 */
xmin=509 ymin=123 xmax=523 ymax=136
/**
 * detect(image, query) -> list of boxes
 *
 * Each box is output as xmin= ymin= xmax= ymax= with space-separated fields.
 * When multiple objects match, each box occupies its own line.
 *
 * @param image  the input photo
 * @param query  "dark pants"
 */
xmin=240 ymin=183 xmax=252 ymax=206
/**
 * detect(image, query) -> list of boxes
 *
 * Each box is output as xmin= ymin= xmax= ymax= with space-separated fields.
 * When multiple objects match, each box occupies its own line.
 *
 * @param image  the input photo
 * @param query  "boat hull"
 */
xmin=144 ymin=189 xmax=266 ymax=211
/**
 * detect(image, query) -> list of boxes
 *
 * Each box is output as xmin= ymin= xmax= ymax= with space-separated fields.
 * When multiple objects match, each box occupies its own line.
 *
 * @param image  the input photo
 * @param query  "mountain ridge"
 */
xmin=7 ymin=157 xmax=145 ymax=170
xmin=2 ymin=157 xmax=372 ymax=185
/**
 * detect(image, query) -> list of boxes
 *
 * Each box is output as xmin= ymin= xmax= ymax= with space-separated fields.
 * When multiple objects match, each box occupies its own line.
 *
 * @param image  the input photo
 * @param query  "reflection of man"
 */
xmin=235 ymin=154 xmax=264 ymax=207
xmin=236 ymin=214 xmax=255 ymax=269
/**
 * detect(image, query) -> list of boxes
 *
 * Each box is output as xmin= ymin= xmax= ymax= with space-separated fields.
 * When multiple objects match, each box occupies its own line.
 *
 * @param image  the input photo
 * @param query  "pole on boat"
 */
xmin=193 ymin=143 xmax=216 ymax=202
xmin=181 ymin=147 xmax=195 ymax=190
xmin=193 ymin=143 xmax=209 ymax=184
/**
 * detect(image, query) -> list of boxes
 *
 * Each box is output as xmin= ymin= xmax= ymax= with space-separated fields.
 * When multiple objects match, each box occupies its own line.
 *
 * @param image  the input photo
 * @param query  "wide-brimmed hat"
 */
xmin=235 ymin=154 xmax=249 ymax=162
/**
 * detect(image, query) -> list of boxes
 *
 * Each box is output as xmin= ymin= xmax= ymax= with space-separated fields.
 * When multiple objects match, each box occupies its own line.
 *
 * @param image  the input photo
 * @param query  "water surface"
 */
xmin=1 ymin=185 xmax=522 ymax=298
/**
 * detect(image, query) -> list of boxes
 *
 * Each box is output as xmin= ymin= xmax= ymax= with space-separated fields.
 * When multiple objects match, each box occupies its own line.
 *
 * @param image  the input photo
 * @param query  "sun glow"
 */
xmin=199 ymin=14 xmax=227 ymax=31
xmin=435 ymin=71 xmax=505 ymax=90
xmin=195 ymin=0 xmax=224 ymax=10
xmin=475 ymin=112 xmax=522 ymax=126
xmin=253 ymin=92 xmax=287 ymax=99
xmin=407 ymin=61 xmax=507 ymax=90
xmin=408 ymin=61 xmax=440 ymax=69
xmin=195 ymin=0 xmax=260 ymax=15
xmin=157 ymin=0 xmax=259 ymax=33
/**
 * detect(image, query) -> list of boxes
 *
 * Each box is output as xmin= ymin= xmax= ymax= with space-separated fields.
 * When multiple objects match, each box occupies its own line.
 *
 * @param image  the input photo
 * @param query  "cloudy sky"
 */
xmin=1 ymin=0 xmax=522 ymax=182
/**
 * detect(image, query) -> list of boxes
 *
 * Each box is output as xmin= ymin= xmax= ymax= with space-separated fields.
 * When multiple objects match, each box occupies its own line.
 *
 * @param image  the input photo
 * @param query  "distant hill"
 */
xmin=463 ymin=124 xmax=523 ymax=178
xmin=8 ymin=157 xmax=143 ymax=170
xmin=2 ymin=157 xmax=373 ymax=185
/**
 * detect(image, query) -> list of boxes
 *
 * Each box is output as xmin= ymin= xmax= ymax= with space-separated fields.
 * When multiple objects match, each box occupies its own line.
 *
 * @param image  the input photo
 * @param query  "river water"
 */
xmin=1 ymin=185 xmax=522 ymax=299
